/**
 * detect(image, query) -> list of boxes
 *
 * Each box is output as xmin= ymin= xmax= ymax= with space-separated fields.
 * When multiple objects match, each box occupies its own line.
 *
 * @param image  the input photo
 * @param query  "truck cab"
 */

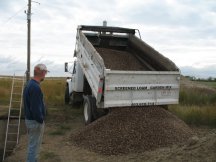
xmin=65 ymin=58 xmax=84 ymax=105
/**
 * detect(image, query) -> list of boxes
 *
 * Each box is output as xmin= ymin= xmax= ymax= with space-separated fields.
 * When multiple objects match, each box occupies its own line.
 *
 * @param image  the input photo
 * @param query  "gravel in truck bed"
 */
xmin=95 ymin=47 xmax=148 ymax=71
xmin=71 ymin=107 xmax=194 ymax=155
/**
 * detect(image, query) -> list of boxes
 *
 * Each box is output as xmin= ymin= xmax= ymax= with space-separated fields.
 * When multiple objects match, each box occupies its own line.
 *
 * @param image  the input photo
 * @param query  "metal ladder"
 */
xmin=2 ymin=74 xmax=25 ymax=161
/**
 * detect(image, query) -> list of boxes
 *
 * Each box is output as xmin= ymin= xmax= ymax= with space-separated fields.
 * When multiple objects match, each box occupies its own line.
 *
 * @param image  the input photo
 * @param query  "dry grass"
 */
xmin=169 ymin=105 xmax=216 ymax=127
xmin=41 ymin=79 xmax=65 ymax=106
xmin=0 ymin=78 xmax=12 ymax=105
xmin=170 ymin=79 xmax=216 ymax=127
xmin=0 ymin=77 xmax=65 ymax=106
xmin=179 ymin=86 xmax=216 ymax=106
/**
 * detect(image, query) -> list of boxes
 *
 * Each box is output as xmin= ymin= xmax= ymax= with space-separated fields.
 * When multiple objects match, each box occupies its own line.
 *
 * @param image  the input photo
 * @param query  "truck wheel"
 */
xmin=65 ymin=85 xmax=70 ymax=104
xmin=91 ymin=97 xmax=99 ymax=120
xmin=83 ymin=96 xmax=96 ymax=125
xmin=83 ymin=96 xmax=93 ymax=125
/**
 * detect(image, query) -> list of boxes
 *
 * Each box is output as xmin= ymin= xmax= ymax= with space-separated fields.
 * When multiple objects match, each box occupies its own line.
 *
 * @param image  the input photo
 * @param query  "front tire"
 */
xmin=65 ymin=85 xmax=70 ymax=104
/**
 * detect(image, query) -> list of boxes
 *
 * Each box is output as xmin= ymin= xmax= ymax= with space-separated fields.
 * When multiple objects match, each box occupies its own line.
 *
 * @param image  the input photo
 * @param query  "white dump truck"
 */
xmin=65 ymin=24 xmax=180 ymax=124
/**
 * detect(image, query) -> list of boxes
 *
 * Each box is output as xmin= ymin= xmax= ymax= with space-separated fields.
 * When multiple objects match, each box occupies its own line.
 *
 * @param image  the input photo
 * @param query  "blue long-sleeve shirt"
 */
xmin=23 ymin=79 xmax=46 ymax=123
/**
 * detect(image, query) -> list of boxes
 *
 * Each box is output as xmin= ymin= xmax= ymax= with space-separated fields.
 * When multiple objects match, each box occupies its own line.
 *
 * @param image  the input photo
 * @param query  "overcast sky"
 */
xmin=0 ymin=0 xmax=216 ymax=78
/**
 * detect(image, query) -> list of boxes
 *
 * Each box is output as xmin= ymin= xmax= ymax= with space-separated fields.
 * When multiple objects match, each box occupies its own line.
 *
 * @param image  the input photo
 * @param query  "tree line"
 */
xmin=185 ymin=76 xmax=216 ymax=82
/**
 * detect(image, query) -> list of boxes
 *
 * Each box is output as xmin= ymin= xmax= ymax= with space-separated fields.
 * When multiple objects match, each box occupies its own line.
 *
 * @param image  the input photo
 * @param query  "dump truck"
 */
xmin=65 ymin=24 xmax=180 ymax=124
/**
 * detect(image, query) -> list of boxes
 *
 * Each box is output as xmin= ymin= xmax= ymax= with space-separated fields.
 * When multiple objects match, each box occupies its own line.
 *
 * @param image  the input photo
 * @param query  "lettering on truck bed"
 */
xmin=114 ymin=86 xmax=172 ymax=91
xmin=131 ymin=102 xmax=156 ymax=106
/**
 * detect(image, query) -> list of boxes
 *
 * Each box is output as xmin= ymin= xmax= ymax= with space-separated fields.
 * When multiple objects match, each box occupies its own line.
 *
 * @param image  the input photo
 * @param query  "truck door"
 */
xmin=73 ymin=61 xmax=84 ymax=92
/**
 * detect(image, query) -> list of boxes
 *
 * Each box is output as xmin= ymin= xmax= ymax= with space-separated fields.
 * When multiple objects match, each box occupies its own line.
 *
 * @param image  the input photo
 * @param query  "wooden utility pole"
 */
xmin=26 ymin=0 xmax=31 ymax=81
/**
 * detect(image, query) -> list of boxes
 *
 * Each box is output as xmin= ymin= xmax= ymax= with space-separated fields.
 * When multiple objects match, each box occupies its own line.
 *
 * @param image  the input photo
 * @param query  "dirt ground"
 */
xmin=4 ymin=106 xmax=216 ymax=162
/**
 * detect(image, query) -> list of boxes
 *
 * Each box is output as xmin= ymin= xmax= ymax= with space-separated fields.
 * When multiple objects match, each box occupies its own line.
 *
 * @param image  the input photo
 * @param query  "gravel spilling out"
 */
xmin=71 ymin=107 xmax=194 ymax=155
xmin=95 ymin=47 xmax=148 ymax=71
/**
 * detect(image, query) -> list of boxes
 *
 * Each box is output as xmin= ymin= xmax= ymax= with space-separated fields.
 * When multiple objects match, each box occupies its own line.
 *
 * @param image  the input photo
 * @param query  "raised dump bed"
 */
xmin=83 ymin=26 xmax=179 ymax=72
xmin=77 ymin=26 xmax=180 ymax=108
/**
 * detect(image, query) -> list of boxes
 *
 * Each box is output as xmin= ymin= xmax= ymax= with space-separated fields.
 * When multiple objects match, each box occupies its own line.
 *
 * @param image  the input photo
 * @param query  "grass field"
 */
xmin=0 ymin=78 xmax=12 ymax=105
xmin=0 ymin=77 xmax=65 ymax=106
xmin=194 ymin=81 xmax=216 ymax=89
xmin=179 ymin=86 xmax=216 ymax=106
xmin=0 ymin=77 xmax=65 ymax=116
xmin=169 ymin=80 xmax=216 ymax=127
xmin=41 ymin=79 xmax=66 ymax=106
xmin=169 ymin=105 xmax=216 ymax=127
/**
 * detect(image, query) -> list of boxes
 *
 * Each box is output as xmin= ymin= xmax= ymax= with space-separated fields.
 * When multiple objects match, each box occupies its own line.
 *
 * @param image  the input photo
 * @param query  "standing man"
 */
xmin=23 ymin=63 xmax=49 ymax=162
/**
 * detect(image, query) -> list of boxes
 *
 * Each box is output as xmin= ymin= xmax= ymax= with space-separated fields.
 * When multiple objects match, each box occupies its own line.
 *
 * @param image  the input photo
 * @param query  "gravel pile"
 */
xmin=95 ymin=47 xmax=148 ymax=71
xmin=71 ymin=107 xmax=194 ymax=155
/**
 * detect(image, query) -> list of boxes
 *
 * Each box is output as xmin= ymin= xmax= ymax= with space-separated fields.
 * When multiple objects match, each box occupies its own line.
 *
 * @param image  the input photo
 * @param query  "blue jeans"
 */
xmin=25 ymin=119 xmax=45 ymax=162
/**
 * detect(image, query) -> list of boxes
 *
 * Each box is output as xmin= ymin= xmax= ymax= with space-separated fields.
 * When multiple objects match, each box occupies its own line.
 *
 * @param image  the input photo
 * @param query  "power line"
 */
xmin=2 ymin=5 xmax=27 ymax=25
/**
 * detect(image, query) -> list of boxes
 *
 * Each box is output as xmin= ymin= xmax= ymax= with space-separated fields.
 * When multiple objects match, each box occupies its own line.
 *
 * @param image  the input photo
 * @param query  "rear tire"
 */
xmin=83 ymin=96 xmax=98 ymax=125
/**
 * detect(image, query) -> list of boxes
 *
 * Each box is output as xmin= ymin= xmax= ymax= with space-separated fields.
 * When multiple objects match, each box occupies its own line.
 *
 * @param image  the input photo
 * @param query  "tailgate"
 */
xmin=104 ymin=70 xmax=180 ymax=108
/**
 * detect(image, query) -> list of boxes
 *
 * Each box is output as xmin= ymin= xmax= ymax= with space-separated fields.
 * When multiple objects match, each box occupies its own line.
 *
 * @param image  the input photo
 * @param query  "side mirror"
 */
xmin=65 ymin=62 xmax=68 ymax=72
